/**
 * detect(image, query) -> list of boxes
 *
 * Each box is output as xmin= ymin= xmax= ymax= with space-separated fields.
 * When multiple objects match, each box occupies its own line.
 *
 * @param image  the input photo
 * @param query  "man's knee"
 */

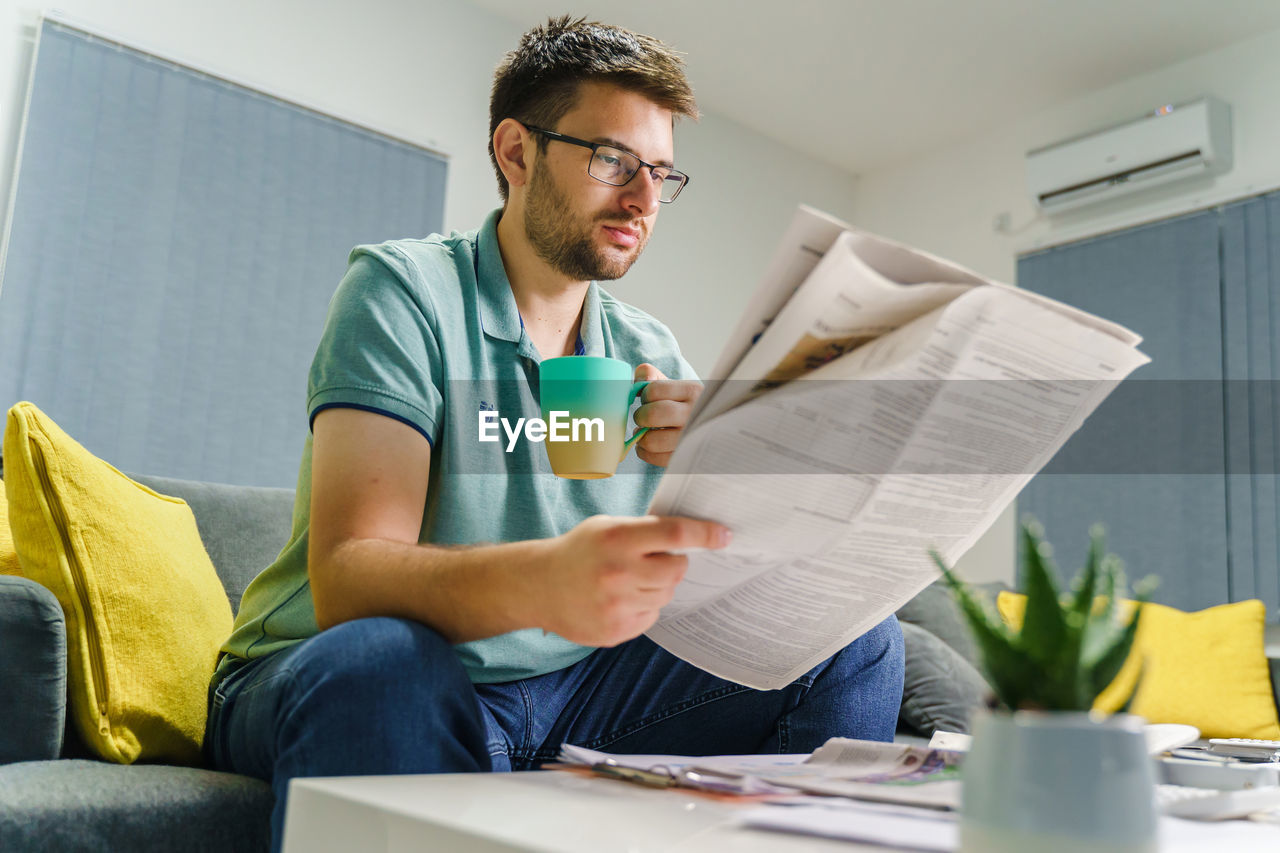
xmin=819 ymin=614 xmax=905 ymax=686
xmin=258 ymin=617 xmax=489 ymax=775
xmin=865 ymin=614 xmax=905 ymax=664
xmin=862 ymin=614 xmax=906 ymax=680
xmin=284 ymin=616 xmax=470 ymax=705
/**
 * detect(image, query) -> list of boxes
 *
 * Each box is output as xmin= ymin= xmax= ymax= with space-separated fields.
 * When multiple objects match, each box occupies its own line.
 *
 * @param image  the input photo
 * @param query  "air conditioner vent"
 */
xmin=1027 ymin=99 xmax=1231 ymax=214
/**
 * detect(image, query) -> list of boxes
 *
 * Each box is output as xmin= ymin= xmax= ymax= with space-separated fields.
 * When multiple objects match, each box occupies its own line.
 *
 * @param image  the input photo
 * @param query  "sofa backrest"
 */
xmin=131 ymin=474 xmax=295 ymax=616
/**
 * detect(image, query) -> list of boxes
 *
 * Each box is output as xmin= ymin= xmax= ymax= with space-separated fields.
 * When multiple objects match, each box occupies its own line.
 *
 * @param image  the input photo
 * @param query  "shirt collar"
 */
xmin=476 ymin=208 xmax=606 ymax=358
xmin=577 ymin=283 xmax=605 ymax=356
xmin=476 ymin=209 xmax=522 ymax=344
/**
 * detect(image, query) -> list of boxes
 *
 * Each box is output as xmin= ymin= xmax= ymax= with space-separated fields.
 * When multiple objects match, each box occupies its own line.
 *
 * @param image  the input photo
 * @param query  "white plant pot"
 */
xmin=960 ymin=709 xmax=1157 ymax=853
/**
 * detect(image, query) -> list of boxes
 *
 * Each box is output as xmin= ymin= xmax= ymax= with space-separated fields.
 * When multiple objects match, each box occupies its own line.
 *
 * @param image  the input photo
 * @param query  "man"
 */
xmin=206 ymin=16 xmax=903 ymax=850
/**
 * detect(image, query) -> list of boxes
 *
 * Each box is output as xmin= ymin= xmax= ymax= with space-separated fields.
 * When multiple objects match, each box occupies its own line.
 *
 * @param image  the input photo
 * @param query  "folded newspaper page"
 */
xmin=558 ymin=738 xmax=962 ymax=808
xmin=757 ymin=737 xmax=962 ymax=808
xmin=646 ymin=206 xmax=1150 ymax=689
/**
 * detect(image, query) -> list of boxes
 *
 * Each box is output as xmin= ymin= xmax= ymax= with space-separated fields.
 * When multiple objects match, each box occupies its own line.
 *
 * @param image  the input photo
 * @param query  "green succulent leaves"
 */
xmin=929 ymin=520 xmax=1155 ymax=712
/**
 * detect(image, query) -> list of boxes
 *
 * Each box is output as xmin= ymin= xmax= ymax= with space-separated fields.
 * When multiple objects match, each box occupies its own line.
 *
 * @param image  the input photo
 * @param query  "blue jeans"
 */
xmin=205 ymin=615 xmax=904 ymax=851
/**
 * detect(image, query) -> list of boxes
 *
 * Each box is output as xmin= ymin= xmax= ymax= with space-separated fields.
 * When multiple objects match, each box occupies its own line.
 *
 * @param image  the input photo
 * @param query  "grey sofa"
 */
xmin=0 ymin=472 xmax=1053 ymax=851
xmin=0 ymin=474 xmax=290 ymax=852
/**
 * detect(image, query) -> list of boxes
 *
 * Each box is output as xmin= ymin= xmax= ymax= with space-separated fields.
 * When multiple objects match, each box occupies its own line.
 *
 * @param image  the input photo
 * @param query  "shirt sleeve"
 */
xmin=306 ymin=249 xmax=444 ymax=444
xmin=670 ymin=349 xmax=700 ymax=384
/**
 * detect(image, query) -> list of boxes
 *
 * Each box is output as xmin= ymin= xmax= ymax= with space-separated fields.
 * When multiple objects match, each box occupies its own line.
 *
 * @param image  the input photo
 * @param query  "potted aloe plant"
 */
xmin=931 ymin=519 xmax=1158 ymax=853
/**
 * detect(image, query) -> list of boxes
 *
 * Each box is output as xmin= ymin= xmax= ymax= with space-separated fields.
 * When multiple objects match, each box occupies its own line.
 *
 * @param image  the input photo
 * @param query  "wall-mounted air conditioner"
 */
xmin=1026 ymin=97 xmax=1232 ymax=213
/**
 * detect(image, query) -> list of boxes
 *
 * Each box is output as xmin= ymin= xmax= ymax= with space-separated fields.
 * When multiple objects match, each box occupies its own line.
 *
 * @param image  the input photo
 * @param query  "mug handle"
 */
xmin=621 ymin=380 xmax=650 ymax=460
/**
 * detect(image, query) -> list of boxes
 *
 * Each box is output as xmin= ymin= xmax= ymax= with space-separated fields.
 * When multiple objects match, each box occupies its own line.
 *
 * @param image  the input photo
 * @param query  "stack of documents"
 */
xmin=557 ymin=737 xmax=963 ymax=848
xmin=558 ymin=736 xmax=962 ymax=808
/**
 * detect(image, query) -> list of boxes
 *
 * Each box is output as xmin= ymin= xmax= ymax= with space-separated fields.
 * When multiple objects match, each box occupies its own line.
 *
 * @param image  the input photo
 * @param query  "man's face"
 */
xmin=523 ymin=82 xmax=675 ymax=282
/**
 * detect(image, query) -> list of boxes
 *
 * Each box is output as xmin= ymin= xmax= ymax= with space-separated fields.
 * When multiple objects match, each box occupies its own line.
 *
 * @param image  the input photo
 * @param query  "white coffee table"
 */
xmin=281 ymin=769 xmax=927 ymax=852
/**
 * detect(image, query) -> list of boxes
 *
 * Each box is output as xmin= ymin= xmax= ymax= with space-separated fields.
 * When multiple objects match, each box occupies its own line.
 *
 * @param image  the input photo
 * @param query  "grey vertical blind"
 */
xmin=1017 ymin=212 xmax=1229 ymax=612
xmin=1018 ymin=191 xmax=1280 ymax=617
xmin=0 ymin=19 xmax=447 ymax=487
xmin=1220 ymin=193 xmax=1280 ymax=611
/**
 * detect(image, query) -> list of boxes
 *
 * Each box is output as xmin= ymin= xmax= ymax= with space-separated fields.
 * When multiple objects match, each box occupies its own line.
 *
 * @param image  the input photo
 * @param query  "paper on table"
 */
xmin=749 ymin=738 xmax=963 ymax=809
xmin=742 ymin=807 xmax=1280 ymax=851
xmin=556 ymin=743 xmax=811 ymax=795
xmin=929 ymin=724 xmax=1200 ymax=756
xmin=559 ymin=738 xmax=962 ymax=808
xmin=646 ymin=211 xmax=1150 ymax=690
xmin=739 ymin=803 xmax=957 ymax=851
xmin=928 ymin=731 xmax=974 ymax=752
xmin=743 ymin=796 xmax=1280 ymax=850
xmin=556 ymin=743 xmax=810 ymax=776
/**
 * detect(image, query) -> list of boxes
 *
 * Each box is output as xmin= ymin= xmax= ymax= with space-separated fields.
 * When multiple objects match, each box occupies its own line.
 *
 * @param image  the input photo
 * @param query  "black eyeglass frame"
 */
xmin=523 ymin=125 xmax=690 ymax=203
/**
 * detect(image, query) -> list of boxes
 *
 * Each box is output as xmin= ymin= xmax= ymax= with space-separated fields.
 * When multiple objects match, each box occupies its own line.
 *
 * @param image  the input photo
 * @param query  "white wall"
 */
xmin=0 ymin=0 xmax=857 ymax=375
xmin=849 ymin=26 xmax=1280 ymax=584
xmin=851 ymin=26 xmax=1280 ymax=290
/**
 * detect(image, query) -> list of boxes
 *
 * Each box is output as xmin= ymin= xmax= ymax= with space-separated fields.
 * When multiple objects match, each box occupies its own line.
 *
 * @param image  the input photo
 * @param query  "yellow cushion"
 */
xmin=3 ymin=402 xmax=233 ymax=764
xmin=997 ymin=591 xmax=1280 ymax=738
xmin=0 ymin=482 xmax=20 ymax=576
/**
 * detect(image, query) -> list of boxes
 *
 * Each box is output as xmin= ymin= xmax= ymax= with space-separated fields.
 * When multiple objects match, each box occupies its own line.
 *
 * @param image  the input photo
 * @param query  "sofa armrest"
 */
xmin=0 ymin=575 xmax=65 ymax=763
xmin=1271 ymin=658 xmax=1280 ymax=717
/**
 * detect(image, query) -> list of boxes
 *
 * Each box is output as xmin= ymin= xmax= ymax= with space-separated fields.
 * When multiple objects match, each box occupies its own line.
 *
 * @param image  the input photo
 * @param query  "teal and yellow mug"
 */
xmin=539 ymin=356 xmax=649 ymax=479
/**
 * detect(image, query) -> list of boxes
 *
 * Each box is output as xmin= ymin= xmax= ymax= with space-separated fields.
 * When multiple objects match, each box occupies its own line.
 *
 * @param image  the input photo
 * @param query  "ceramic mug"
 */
xmin=539 ymin=356 xmax=649 ymax=479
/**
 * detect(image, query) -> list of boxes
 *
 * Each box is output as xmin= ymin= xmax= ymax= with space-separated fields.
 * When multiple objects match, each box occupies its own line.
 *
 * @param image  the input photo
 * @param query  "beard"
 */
xmin=523 ymin=161 xmax=649 ymax=281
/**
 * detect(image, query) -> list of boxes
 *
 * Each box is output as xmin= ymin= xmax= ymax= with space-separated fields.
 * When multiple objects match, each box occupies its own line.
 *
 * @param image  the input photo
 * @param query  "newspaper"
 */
xmin=646 ymin=205 xmax=1150 ymax=689
xmin=751 ymin=737 xmax=962 ymax=808
xmin=557 ymin=737 xmax=962 ymax=808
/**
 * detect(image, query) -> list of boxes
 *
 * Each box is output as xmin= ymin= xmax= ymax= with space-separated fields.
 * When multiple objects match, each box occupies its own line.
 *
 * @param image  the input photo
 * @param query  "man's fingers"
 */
xmin=636 ymin=427 xmax=682 ymax=454
xmin=634 ymin=398 xmax=692 ymax=429
xmin=632 ymin=552 xmax=688 ymax=589
xmin=622 ymin=515 xmax=732 ymax=553
xmin=636 ymin=449 xmax=674 ymax=468
xmin=638 ymin=379 xmax=702 ymax=404
xmin=634 ymin=362 xmax=667 ymax=382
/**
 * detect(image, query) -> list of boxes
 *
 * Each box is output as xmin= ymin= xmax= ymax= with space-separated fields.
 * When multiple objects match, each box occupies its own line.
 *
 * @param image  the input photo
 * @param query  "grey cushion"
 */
xmin=897 ymin=579 xmax=1010 ymax=673
xmin=1272 ymin=658 xmax=1280 ymax=712
xmin=897 ymin=581 xmax=979 ymax=667
xmin=129 ymin=473 xmax=295 ymax=615
xmin=898 ymin=621 xmax=991 ymax=737
xmin=0 ymin=576 xmax=66 ymax=763
xmin=0 ymin=760 xmax=272 ymax=852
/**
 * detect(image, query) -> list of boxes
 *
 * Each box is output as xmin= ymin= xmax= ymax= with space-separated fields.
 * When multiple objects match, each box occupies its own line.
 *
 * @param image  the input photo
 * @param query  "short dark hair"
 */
xmin=489 ymin=15 xmax=699 ymax=201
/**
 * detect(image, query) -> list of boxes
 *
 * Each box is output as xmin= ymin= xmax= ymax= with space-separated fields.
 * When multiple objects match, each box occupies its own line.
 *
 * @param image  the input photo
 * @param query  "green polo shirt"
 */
xmin=217 ymin=209 xmax=695 ymax=685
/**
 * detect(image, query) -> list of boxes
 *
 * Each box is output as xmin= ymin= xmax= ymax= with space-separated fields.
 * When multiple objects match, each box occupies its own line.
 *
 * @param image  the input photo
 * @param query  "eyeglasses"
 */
xmin=524 ymin=125 xmax=690 ymax=204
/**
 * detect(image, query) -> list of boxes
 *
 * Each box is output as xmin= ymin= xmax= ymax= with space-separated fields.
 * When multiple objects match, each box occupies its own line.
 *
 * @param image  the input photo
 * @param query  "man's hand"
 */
xmin=532 ymin=514 xmax=731 ymax=647
xmin=631 ymin=363 xmax=701 ymax=467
